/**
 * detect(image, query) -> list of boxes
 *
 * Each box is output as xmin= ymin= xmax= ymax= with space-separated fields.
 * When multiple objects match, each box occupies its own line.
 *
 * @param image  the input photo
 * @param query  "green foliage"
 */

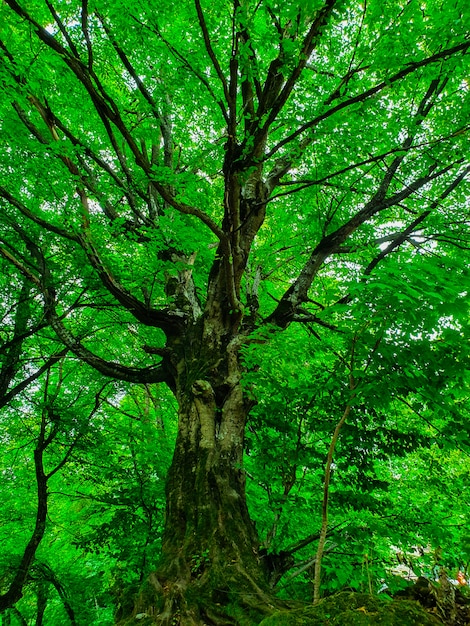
xmin=244 ymin=251 xmax=470 ymax=598
xmin=0 ymin=0 xmax=470 ymax=621
xmin=0 ymin=364 xmax=176 ymax=624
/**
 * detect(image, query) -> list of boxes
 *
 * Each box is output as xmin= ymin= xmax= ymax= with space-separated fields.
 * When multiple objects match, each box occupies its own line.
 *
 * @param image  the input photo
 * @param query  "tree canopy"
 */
xmin=0 ymin=0 xmax=470 ymax=624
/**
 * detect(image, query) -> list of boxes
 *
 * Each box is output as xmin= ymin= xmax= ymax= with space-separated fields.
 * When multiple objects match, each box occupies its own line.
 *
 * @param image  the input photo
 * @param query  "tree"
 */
xmin=0 ymin=352 xmax=109 ymax=614
xmin=0 ymin=360 xmax=173 ymax=625
xmin=0 ymin=0 xmax=469 ymax=623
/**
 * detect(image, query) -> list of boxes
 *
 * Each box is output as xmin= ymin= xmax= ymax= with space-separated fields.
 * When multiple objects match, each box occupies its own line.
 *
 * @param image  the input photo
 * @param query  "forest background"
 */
xmin=0 ymin=0 xmax=470 ymax=624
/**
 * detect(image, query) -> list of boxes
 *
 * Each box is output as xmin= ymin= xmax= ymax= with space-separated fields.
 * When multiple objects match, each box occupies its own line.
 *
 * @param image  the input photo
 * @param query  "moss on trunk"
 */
xmin=115 ymin=365 xmax=292 ymax=625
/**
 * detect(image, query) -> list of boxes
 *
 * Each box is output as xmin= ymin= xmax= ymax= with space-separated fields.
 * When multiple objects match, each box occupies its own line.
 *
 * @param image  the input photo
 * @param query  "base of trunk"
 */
xmin=114 ymin=372 xmax=296 ymax=624
xmin=115 ymin=560 xmax=293 ymax=625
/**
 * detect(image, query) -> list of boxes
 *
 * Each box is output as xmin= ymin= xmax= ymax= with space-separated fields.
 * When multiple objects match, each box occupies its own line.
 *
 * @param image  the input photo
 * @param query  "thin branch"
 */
xmin=46 ymin=383 xmax=108 ymax=479
xmin=0 ymin=349 xmax=69 ymax=410
xmin=194 ymin=0 xmax=230 ymax=106
xmin=365 ymin=163 xmax=470 ymax=273
xmin=96 ymin=12 xmax=162 ymax=124
xmin=130 ymin=14 xmax=229 ymax=124
xmin=0 ymin=246 xmax=41 ymax=287
xmin=5 ymin=1 xmax=225 ymax=240
xmin=268 ymin=73 xmax=445 ymax=192
xmin=282 ymin=520 xmax=349 ymax=557
xmin=266 ymin=146 xmax=417 ymax=203
xmin=0 ymin=279 xmax=32 ymax=399
xmin=0 ymin=188 xmax=79 ymax=243
xmin=313 ymin=358 xmax=356 ymax=603
xmin=44 ymin=0 xmax=80 ymax=58
xmin=325 ymin=0 xmax=369 ymax=107
xmin=0 ymin=320 xmax=49 ymax=355
xmin=397 ymin=396 xmax=470 ymax=459
xmin=265 ymin=154 xmax=465 ymax=328
xmin=268 ymin=122 xmax=469 ymax=202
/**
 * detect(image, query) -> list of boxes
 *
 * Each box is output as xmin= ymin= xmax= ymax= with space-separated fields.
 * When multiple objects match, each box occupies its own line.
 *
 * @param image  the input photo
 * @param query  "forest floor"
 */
xmin=257 ymin=583 xmax=470 ymax=625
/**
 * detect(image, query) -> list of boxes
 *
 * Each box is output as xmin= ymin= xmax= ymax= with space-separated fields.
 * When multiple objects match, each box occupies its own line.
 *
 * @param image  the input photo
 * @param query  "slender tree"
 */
xmin=1 ymin=0 xmax=469 ymax=622
xmin=0 ymin=358 xmax=106 ymax=614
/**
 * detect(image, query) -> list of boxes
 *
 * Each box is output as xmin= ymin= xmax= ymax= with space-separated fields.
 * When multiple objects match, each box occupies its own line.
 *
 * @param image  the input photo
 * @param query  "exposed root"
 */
xmin=115 ymin=566 xmax=296 ymax=626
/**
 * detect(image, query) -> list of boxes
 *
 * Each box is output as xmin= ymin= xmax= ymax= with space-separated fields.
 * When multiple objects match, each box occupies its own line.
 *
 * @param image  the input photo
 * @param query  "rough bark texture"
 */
xmin=116 ymin=319 xmax=284 ymax=625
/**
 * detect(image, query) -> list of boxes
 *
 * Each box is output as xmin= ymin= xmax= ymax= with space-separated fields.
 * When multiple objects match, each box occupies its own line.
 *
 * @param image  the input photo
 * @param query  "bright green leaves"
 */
xmin=243 ymin=231 xmax=470 ymax=595
xmin=1 ymin=0 xmax=470 ymax=616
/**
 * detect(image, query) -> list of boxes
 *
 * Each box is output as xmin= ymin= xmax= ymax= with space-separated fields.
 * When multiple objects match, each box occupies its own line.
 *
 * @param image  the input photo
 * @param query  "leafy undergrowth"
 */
xmin=257 ymin=592 xmax=443 ymax=625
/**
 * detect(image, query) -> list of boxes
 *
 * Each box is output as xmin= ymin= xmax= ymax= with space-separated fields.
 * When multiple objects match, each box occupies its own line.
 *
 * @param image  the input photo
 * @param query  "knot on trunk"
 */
xmin=191 ymin=380 xmax=215 ymax=399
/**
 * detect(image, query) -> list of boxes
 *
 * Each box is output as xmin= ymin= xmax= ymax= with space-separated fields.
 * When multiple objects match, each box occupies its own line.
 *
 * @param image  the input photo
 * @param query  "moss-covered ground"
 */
xmin=258 ymin=592 xmax=443 ymax=625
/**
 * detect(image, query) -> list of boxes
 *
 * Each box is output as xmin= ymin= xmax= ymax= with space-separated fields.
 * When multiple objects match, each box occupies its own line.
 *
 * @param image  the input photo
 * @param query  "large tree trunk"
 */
xmin=155 ymin=395 xmax=271 ymax=623
xmin=116 ymin=321 xmax=282 ymax=625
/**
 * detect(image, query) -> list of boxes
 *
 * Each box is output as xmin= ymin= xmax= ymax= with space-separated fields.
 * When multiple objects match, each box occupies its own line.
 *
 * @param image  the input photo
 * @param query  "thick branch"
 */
xmin=254 ymin=0 xmax=337 ymax=144
xmin=0 ymin=419 xmax=49 ymax=611
xmin=0 ymin=279 xmax=32 ymax=398
xmin=266 ymin=159 xmax=466 ymax=327
xmin=0 ymin=375 xmax=103 ymax=613
xmin=31 ymin=563 xmax=77 ymax=626
xmin=1 ymin=238 xmax=172 ymax=384
xmin=266 ymin=39 xmax=470 ymax=164
xmin=364 ymin=163 xmax=470 ymax=275
xmin=47 ymin=311 xmax=170 ymax=384
xmin=80 ymin=0 xmax=93 ymax=70
xmin=41 ymin=284 xmax=171 ymax=384
xmin=77 ymin=234 xmax=186 ymax=332
xmin=1 ymin=185 xmax=189 ymax=334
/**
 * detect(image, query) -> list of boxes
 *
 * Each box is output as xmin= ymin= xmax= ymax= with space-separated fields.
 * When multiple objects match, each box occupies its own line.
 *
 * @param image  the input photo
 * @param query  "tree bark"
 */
xmin=116 ymin=318 xmax=283 ymax=624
